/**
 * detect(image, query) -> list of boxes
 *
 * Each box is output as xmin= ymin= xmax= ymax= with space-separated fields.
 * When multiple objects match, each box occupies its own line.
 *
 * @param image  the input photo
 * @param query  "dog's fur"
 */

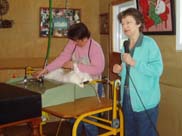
xmin=44 ymin=64 xmax=92 ymax=87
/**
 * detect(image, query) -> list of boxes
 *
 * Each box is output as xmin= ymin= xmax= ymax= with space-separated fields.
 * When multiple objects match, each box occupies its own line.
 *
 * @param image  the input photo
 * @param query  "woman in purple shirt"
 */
xmin=35 ymin=22 xmax=105 ymax=136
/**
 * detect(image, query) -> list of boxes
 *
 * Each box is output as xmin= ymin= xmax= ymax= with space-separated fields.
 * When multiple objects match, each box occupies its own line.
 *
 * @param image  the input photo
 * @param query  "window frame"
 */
xmin=176 ymin=0 xmax=182 ymax=50
xmin=112 ymin=1 xmax=136 ymax=52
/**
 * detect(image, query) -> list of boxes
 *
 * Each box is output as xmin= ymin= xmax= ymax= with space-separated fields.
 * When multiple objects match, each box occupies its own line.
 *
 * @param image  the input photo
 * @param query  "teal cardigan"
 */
xmin=119 ymin=35 xmax=163 ymax=112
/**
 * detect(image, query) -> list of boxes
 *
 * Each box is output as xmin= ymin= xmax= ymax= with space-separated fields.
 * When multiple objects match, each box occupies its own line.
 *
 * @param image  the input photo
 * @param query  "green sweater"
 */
xmin=120 ymin=35 xmax=163 ymax=112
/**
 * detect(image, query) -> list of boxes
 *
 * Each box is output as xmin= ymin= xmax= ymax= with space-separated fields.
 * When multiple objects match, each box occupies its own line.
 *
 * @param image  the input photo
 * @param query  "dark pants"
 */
xmin=122 ymin=87 xmax=159 ymax=136
xmin=70 ymin=117 xmax=98 ymax=136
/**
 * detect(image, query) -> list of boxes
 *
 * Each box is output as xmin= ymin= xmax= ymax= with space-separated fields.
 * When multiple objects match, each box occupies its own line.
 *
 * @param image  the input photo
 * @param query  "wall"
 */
xmin=154 ymin=34 xmax=182 ymax=136
xmin=0 ymin=0 xmax=100 ymax=81
xmin=99 ymin=0 xmax=111 ymax=77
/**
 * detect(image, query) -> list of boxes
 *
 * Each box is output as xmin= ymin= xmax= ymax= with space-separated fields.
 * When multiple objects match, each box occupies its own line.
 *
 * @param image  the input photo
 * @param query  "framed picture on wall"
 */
xmin=136 ymin=0 xmax=175 ymax=35
xmin=99 ymin=13 xmax=109 ymax=34
xmin=40 ymin=8 xmax=81 ymax=38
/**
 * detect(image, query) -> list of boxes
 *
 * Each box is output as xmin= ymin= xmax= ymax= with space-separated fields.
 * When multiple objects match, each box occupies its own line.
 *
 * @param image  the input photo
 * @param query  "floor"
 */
xmin=2 ymin=120 xmax=121 ymax=136
xmin=2 ymin=121 xmax=72 ymax=136
xmin=2 ymin=121 xmax=113 ymax=136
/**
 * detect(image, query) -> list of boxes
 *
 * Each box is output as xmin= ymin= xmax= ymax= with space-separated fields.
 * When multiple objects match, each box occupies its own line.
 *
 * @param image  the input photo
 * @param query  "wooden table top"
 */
xmin=43 ymin=96 xmax=112 ymax=118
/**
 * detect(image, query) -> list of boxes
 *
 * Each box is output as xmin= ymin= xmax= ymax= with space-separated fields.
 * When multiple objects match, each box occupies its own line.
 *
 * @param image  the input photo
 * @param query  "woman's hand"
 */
xmin=62 ymin=61 xmax=73 ymax=69
xmin=32 ymin=68 xmax=48 ymax=79
xmin=113 ymin=64 xmax=122 ymax=74
xmin=122 ymin=53 xmax=135 ymax=66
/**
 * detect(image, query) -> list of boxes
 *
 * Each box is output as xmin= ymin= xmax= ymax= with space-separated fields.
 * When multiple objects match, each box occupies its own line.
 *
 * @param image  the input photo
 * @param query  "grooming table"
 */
xmin=7 ymin=77 xmax=97 ymax=108
xmin=0 ymin=83 xmax=41 ymax=136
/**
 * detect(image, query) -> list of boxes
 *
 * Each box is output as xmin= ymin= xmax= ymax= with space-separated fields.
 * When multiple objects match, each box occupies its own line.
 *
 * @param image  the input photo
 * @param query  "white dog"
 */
xmin=44 ymin=63 xmax=92 ymax=87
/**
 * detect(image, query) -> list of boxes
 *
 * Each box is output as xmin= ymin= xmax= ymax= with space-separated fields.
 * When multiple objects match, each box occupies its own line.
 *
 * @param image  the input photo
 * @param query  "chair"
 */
xmin=42 ymin=79 xmax=124 ymax=136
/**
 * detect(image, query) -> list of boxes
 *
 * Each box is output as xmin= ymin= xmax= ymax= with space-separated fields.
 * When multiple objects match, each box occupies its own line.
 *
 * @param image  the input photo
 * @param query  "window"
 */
xmin=176 ymin=0 xmax=182 ymax=50
xmin=112 ymin=1 xmax=136 ymax=52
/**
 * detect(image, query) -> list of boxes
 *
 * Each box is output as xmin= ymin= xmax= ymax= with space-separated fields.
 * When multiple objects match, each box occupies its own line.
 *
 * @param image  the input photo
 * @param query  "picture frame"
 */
xmin=99 ymin=13 xmax=109 ymax=34
xmin=136 ymin=0 xmax=175 ymax=35
xmin=40 ymin=7 xmax=81 ymax=38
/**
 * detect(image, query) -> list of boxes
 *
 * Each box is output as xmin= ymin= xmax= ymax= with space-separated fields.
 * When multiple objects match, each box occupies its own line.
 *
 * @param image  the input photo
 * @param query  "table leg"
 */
xmin=29 ymin=118 xmax=41 ymax=136
xmin=0 ymin=129 xmax=4 ymax=136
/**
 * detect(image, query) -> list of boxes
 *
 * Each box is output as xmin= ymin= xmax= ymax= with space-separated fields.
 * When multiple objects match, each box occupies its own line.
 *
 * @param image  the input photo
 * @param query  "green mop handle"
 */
xmin=43 ymin=0 xmax=53 ymax=68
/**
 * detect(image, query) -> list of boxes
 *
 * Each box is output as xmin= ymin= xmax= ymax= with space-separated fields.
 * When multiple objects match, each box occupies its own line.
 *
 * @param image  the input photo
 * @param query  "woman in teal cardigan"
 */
xmin=113 ymin=8 xmax=163 ymax=136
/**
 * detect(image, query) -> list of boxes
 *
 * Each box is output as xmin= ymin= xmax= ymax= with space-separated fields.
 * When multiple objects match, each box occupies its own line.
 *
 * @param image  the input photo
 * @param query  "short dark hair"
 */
xmin=67 ymin=22 xmax=90 ymax=40
xmin=117 ymin=8 xmax=144 ymax=32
